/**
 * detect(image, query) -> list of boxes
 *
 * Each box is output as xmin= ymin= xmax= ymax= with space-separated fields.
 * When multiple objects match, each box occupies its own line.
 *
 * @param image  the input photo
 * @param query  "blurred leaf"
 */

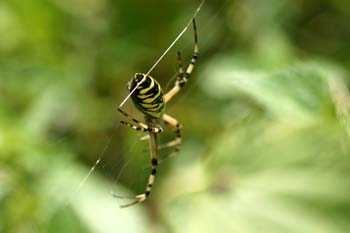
xmin=161 ymin=62 xmax=350 ymax=233
xmin=39 ymin=156 xmax=149 ymax=233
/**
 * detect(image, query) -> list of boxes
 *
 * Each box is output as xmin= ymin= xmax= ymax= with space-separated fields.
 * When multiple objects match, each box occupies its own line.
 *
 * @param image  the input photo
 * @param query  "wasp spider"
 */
xmin=114 ymin=19 xmax=199 ymax=207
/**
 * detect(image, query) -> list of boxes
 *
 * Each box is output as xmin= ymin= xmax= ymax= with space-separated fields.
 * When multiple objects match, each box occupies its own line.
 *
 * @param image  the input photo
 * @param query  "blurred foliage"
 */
xmin=0 ymin=0 xmax=349 ymax=232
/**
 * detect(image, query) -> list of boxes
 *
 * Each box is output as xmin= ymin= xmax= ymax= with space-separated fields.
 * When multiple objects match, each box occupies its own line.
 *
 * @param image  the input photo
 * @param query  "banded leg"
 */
xmin=118 ymin=108 xmax=163 ymax=133
xmin=164 ymin=19 xmax=198 ymax=103
xmin=113 ymin=132 xmax=159 ymax=208
xmin=140 ymin=114 xmax=182 ymax=162
xmin=177 ymin=49 xmax=184 ymax=77
xmin=158 ymin=114 xmax=182 ymax=161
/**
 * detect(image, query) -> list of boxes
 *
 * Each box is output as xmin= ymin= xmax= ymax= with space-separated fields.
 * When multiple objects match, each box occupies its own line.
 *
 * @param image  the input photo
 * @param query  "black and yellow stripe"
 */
xmin=129 ymin=73 xmax=165 ymax=119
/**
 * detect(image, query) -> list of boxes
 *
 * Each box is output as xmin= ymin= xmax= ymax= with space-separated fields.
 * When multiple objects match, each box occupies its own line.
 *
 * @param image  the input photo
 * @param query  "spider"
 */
xmin=114 ymin=19 xmax=199 ymax=208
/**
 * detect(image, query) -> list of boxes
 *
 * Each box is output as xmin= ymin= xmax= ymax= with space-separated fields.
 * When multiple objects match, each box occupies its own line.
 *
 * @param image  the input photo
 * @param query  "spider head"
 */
xmin=127 ymin=73 xmax=145 ymax=91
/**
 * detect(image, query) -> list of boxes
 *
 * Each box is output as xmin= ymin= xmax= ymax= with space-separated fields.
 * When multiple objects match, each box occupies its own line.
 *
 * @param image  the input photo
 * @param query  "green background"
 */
xmin=0 ymin=0 xmax=349 ymax=232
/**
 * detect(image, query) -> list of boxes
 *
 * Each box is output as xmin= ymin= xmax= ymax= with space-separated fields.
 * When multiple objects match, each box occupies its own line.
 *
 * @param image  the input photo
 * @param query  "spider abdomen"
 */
xmin=130 ymin=73 xmax=165 ymax=119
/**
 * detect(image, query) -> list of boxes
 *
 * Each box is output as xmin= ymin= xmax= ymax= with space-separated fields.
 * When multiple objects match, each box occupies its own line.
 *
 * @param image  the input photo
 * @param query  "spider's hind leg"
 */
xmin=157 ymin=114 xmax=182 ymax=162
xmin=114 ymin=131 xmax=159 ymax=208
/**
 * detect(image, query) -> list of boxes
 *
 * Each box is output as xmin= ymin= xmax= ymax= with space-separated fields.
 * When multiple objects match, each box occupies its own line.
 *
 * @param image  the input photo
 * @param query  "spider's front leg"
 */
xmin=164 ymin=19 xmax=199 ymax=103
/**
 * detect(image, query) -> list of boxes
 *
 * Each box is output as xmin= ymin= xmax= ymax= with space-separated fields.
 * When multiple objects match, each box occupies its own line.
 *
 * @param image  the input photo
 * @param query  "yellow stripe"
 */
xmin=147 ymin=111 xmax=163 ymax=118
xmin=140 ymin=102 xmax=158 ymax=108
xmin=140 ymin=78 xmax=154 ymax=94
xmin=137 ymin=93 xmax=153 ymax=99
xmin=142 ymin=84 xmax=162 ymax=103
xmin=141 ymin=103 xmax=163 ymax=112
xmin=148 ymin=104 xmax=164 ymax=111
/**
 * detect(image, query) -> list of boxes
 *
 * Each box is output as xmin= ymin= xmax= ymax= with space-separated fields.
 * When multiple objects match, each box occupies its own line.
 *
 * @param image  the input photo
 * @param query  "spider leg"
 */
xmin=141 ymin=113 xmax=181 ymax=171
xmin=164 ymin=19 xmax=198 ymax=103
xmin=138 ymin=134 xmax=150 ymax=141
xmin=114 ymin=131 xmax=159 ymax=208
xmin=112 ymin=193 xmax=147 ymax=208
xmin=118 ymin=108 xmax=163 ymax=133
xmin=177 ymin=50 xmax=184 ymax=75
xmin=158 ymin=113 xmax=182 ymax=161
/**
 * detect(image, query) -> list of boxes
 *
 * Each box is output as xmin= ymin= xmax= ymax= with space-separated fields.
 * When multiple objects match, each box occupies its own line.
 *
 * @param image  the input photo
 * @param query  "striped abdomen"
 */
xmin=128 ymin=73 xmax=165 ymax=118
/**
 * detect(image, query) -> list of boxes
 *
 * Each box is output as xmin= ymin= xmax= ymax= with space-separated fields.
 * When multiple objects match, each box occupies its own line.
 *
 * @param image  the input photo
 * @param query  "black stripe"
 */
xmin=134 ymin=83 xmax=162 ymax=104
xmin=179 ymin=81 xmax=186 ymax=87
xmin=139 ymin=76 xmax=152 ymax=88
xmin=143 ymin=84 xmax=160 ymax=98
xmin=151 ymin=158 xmax=158 ymax=165
xmin=130 ymin=75 xmax=165 ymax=118
xmin=146 ymin=105 xmax=164 ymax=113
